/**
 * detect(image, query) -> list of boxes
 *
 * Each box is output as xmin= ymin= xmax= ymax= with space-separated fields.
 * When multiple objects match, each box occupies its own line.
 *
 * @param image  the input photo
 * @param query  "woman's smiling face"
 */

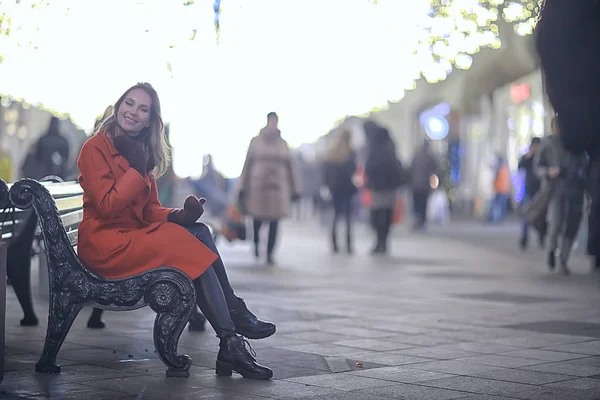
xmin=116 ymin=88 xmax=152 ymax=136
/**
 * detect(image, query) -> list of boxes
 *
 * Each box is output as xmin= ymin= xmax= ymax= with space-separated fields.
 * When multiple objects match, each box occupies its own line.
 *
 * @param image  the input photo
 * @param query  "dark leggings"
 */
xmin=185 ymin=223 xmax=237 ymax=337
xmin=253 ymin=219 xmax=279 ymax=255
xmin=371 ymin=208 xmax=393 ymax=248
xmin=412 ymin=190 xmax=429 ymax=228
xmin=332 ymin=195 xmax=353 ymax=247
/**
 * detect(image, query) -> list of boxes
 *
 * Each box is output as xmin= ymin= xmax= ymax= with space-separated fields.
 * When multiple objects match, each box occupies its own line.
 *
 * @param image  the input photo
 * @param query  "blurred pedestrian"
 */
xmin=35 ymin=117 xmax=70 ymax=180
xmin=535 ymin=118 xmax=587 ymax=275
xmin=536 ymin=0 xmax=600 ymax=273
xmin=239 ymin=112 xmax=301 ymax=264
xmin=409 ymin=140 xmax=438 ymax=231
xmin=518 ymin=137 xmax=543 ymax=249
xmin=364 ymin=121 xmax=407 ymax=254
xmin=322 ymin=130 xmax=357 ymax=254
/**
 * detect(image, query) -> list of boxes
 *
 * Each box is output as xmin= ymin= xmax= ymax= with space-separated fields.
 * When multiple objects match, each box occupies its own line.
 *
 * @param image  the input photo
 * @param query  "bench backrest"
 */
xmin=0 ymin=181 xmax=83 ymax=247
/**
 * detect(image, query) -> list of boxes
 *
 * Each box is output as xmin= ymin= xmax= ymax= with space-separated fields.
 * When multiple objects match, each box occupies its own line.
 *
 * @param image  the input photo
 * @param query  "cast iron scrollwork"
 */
xmin=8 ymin=178 xmax=196 ymax=377
xmin=0 ymin=179 xmax=9 ymax=206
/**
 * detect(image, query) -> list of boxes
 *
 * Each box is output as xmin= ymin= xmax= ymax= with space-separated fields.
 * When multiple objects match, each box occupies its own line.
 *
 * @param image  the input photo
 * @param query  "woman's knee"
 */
xmin=187 ymin=222 xmax=213 ymax=239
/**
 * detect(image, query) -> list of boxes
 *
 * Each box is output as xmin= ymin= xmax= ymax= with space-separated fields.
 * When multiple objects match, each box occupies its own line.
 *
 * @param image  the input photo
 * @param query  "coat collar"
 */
xmin=99 ymin=132 xmax=121 ymax=156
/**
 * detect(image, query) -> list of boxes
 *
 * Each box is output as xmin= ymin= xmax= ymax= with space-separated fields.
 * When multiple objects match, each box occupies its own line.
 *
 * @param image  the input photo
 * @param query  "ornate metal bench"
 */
xmin=8 ymin=178 xmax=196 ymax=378
xmin=0 ymin=178 xmax=8 ymax=383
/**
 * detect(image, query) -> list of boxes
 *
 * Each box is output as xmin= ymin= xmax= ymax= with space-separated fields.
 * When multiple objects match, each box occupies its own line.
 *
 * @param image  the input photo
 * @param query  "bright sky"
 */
xmin=0 ymin=0 xmax=431 ymax=177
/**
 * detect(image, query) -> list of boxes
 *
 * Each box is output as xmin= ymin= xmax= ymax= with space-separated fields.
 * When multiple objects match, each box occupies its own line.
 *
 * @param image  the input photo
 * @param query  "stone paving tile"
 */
xmin=277 ymin=343 xmax=380 ymax=358
xmin=276 ymin=331 xmax=362 ymax=343
xmin=543 ymin=377 xmax=600 ymax=391
xmin=387 ymin=333 xmax=459 ymax=347
xmin=3 ymin=353 xmax=79 ymax=372
xmin=479 ymin=334 xmax=600 ymax=349
xmin=295 ymin=392 xmax=386 ymax=400
xmin=333 ymin=338 xmax=418 ymax=351
xmin=265 ymin=362 xmax=331 ymax=380
xmin=190 ymin=370 xmax=341 ymax=399
xmin=514 ymin=387 xmax=600 ymax=400
xmin=407 ymin=360 xmax=506 ymax=375
xmin=340 ymin=351 xmax=433 ymax=366
xmin=518 ymin=359 xmax=600 ymax=377
xmin=3 ymin=364 xmax=147 ymax=385
xmin=395 ymin=347 xmax=482 ymax=360
xmin=458 ymin=396 xmax=521 ymax=400
xmin=347 ymin=366 xmax=456 ymax=383
xmin=316 ymin=326 xmax=402 ymax=339
xmin=453 ymin=355 xmax=545 ymax=368
xmin=284 ymin=372 xmax=395 ymax=391
xmin=450 ymin=292 xmax=567 ymax=305
xmin=498 ymin=348 xmax=592 ymax=362
xmin=541 ymin=340 xmax=600 ymax=355
xmin=2 ymin=381 xmax=130 ymax=399
xmin=471 ymin=368 xmax=575 ymax=385
xmin=435 ymin=342 xmax=523 ymax=355
xmin=503 ymin=321 xmax=600 ymax=338
xmin=352 ymin=383 xmax=473 ymax=400
xmin=570 ymin=356 xmax=600 ymax=367
xmin=418 ymin=376 xmax=538 ymax=397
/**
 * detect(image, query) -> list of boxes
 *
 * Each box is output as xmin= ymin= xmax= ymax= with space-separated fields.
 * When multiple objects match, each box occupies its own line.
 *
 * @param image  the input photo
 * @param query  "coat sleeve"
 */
xmin=534 ymin=144 xmax=552 ymax=179
xmin=288 ymin=151 xmax=302 ymax=196
xmin=238 ymin=139 xmax=254 ymax=192
xmin=78 ymin=141 xmax=148 ymax=219
xmin=143 ymin=179 xmax=174 ymax=223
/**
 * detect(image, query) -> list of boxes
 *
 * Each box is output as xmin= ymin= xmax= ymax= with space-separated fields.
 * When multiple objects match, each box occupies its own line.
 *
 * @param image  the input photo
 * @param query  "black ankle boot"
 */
xmin=230 ymin=299 xmax=276 ymax=339
xmin=216 ymin=335 xmax=273 ymax=380
xmin=87 ymin=309 xmax=105 ymax=329
xmin=548 ymin=251 xmax=556 ymax=271
xmin=20 ymin=315 xmax=39 ymax=327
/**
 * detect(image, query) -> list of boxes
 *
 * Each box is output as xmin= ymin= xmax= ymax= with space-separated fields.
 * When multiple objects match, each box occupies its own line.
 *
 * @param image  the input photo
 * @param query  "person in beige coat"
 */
xmin=239 ymin=112 xmax=301 ymax=264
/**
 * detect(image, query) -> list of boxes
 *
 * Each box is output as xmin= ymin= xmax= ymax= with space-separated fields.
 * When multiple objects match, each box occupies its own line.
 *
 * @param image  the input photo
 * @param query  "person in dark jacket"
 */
xmin=535 ymin=118 xmax=588 ymax=275
xmin=410 ymin=140 xmax=439 ymax=231
xmin=35 ymin=117 xmax=70 ymax=179
xmin=536 ymin=0 xmax=600 ymax=271
xmin=518 ymin=137 xmax=543 ymax=249
xmin=322 ymin=130 xmax=357 ymax=253
xmin=364 ymin=121 xmax=406 ymax=254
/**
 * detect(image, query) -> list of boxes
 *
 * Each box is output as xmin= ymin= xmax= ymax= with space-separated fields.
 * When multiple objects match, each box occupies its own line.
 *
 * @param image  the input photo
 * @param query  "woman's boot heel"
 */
xmin=216 ymin=360 xmax=233 ymax=376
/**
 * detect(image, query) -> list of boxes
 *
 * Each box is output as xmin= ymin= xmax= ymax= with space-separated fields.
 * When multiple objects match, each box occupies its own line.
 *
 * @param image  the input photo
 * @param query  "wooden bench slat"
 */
xmin=54 ymin=196 xmax=83 ymax=213
xmin=66 ymin=229 xmax=78 ymax=247
xmin=61 ymin=210 xmax=84 ymax=229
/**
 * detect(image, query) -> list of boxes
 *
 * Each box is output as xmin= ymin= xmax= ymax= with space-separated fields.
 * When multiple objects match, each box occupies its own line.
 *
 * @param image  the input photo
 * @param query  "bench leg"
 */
xmin=147 ymin=282 xmax=194 ymax=378
xmin=36 ymin=295 xmax=82 ymax=374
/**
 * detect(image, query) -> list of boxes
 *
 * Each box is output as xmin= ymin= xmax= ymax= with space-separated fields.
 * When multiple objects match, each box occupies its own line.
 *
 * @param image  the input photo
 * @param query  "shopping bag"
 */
xmin=220 ymin=201 xmax=247 ymax=242
xmin=392 ymin=196 xmax=405 ymax=225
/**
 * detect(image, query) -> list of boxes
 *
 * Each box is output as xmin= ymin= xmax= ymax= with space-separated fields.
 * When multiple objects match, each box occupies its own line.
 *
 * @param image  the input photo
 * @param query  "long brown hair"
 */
xmin=324 ymin=130 xmax=353 ymax=164
xmin=96 ymin=82 xmax=170 ymax=178
xmin=94 ymin=105 xmax=114 ymax=131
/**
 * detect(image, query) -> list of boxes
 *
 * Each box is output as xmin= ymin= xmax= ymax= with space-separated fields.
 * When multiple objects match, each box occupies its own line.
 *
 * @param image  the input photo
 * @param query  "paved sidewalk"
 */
xmin=2 ymin=220 xmax=600 ymax=399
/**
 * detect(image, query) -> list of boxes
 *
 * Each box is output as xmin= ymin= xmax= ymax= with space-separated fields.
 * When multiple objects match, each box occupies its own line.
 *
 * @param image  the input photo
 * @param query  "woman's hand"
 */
xmin=113 ymin=135 xmax=147 ymax=175
xmin=168 ymin=195 xmax=206 ymax=225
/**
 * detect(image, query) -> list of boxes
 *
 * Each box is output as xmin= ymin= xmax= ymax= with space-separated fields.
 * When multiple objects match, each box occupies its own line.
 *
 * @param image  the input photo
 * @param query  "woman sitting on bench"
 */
xmin=77 ymin=82 xmax=274 ymax=380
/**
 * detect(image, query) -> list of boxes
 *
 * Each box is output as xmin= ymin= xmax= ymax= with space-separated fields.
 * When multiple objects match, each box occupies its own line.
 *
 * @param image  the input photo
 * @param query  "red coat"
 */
xmin=77 ymin=133 xmax=217 ymax=280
